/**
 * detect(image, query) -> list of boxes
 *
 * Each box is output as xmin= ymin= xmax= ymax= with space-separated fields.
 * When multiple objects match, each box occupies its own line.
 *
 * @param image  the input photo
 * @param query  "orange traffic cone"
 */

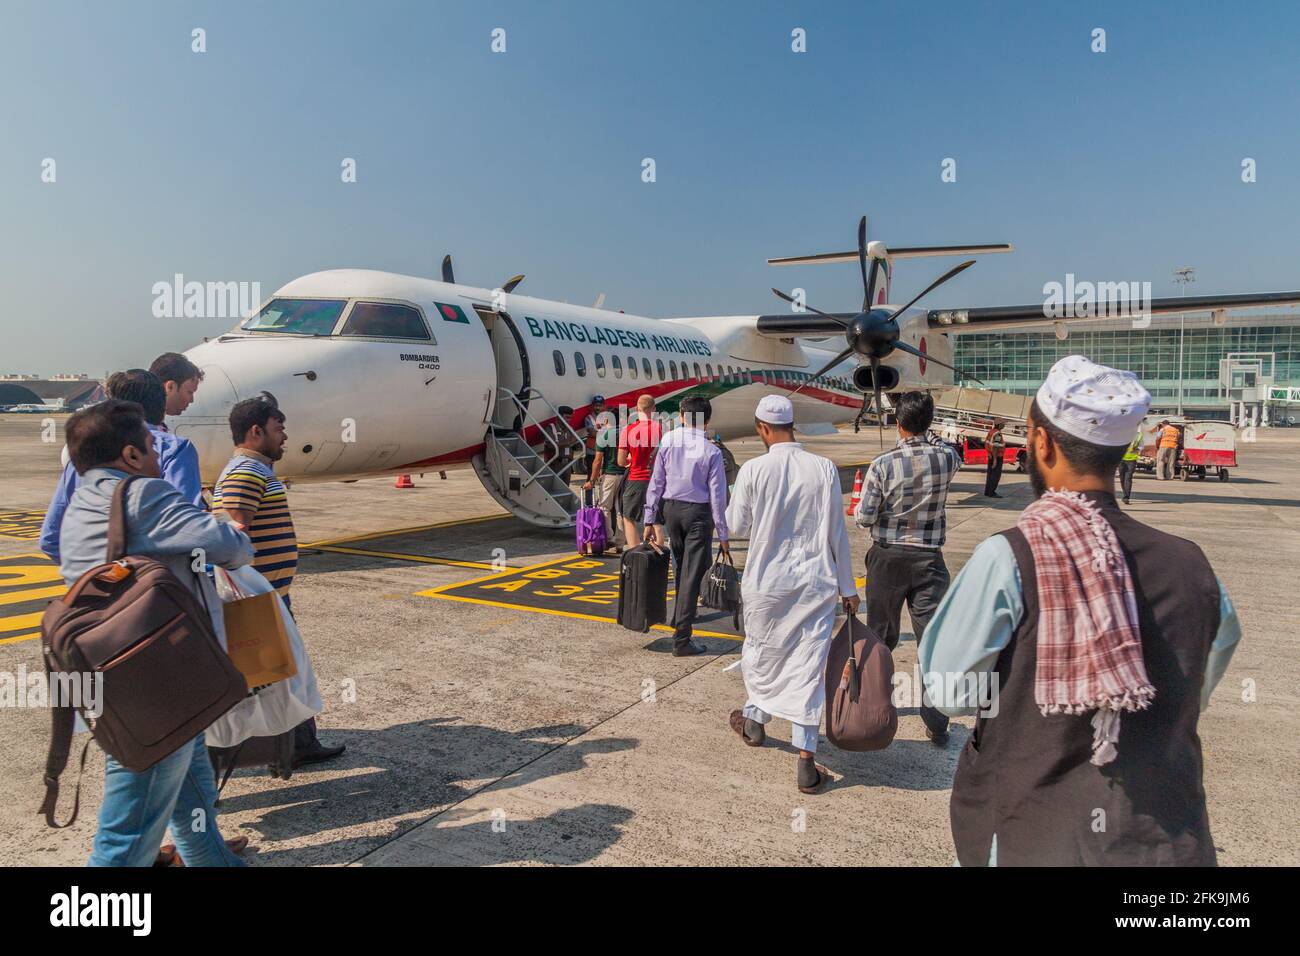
xmin=395 ymin=474 xmax=415 ymax=489
xmin=846 ymin=469 xmax=863 ymax=516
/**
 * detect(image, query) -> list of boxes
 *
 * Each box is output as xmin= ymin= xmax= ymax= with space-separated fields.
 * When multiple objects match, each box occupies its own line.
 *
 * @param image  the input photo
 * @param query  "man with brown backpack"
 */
xmin=52 ymin=399 xmax=256 ymax=866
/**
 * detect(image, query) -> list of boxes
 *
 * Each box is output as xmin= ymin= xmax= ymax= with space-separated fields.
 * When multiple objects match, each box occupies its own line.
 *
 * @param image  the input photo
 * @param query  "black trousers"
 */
xmin=663 ymin=499 xmax=714 ymax=647
xmin=865 ymin=542 xmax=952 ymax=735
xmin=1118 ymin=460 xmax=1137 ymax=500
xmin=984 ymin=454 xmax=1004 ymax=496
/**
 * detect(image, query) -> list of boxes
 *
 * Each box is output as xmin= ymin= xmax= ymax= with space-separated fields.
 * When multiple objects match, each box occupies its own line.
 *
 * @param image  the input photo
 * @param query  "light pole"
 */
xmin=1173 ymin=267 xmax=1196 ymax=416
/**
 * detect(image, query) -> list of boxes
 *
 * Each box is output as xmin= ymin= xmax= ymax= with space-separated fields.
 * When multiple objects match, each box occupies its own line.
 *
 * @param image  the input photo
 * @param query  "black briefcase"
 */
xmin=617 ymin=542 xmax=670 ymax=632
xmin=701 ymin=547 xmax=742 ymax=629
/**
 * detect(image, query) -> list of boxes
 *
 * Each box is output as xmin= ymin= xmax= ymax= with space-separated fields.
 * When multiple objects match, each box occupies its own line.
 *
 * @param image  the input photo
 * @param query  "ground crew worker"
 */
xmin=983 ymin=420 xmax=1007 ymax=498
xmin=1157 ymin=419 xmax=1180 ymax=479
xmin=1118 ymin=426 xmax=1142 ymax=504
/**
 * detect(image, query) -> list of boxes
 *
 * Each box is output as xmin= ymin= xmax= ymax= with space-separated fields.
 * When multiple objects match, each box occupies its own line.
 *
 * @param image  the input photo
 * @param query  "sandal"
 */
xmin=729 ymin=709 xmax=765 ymax=747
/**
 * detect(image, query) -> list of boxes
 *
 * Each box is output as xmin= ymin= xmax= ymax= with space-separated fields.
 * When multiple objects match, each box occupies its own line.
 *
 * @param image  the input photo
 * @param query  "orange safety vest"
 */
xmin=1159 ymin=426 xmax=1180 ymax=449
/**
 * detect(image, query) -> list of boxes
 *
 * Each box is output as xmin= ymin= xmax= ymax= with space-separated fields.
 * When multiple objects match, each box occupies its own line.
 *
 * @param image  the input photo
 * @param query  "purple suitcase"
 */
xmin=576 ymin=489 xmax=608 ymax=555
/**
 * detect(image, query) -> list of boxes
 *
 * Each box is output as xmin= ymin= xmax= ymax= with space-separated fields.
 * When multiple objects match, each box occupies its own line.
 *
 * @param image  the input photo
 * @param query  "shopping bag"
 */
xmin=219 ymin=568 xmax=297 ymax=687
xmin=206 ymin=565 xmax=322 ymax=748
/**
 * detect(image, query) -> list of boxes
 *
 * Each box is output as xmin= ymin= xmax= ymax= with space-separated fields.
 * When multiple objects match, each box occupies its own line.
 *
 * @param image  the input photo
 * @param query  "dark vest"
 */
xmin=950 ymin=491 xmax=1221 ymax=866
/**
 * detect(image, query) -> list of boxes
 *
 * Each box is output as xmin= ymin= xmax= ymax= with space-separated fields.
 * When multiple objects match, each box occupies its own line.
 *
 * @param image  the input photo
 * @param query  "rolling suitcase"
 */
xmin=575 ymin=488 xmax=608 ymax=555
xmin=617 ymin=542 xmax=669 ymax=632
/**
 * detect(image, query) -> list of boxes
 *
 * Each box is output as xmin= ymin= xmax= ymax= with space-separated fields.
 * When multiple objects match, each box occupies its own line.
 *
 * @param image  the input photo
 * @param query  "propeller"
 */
xmin=774 ymin=216 xmax=984 ymax=447
xmin=441 ymin=255 xmax=455 ymax=284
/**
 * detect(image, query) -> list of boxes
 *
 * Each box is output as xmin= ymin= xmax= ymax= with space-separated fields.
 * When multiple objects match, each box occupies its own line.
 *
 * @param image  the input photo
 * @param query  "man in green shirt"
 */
xmin=584 ymin=411 xmax=626 ymax=552
xmin=1118 ymin=427 xmax=1142 ymax=504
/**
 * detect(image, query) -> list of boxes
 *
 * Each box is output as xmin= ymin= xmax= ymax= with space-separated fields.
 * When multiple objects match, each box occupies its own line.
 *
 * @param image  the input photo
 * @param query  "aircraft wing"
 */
xmin=928 ymin=290 xmax=1300 ymax=333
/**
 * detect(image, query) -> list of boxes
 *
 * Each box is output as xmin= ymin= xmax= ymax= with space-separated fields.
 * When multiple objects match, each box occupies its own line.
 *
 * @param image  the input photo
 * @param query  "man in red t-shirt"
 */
xmin=618 ymin=393 xmax=663 ymax=547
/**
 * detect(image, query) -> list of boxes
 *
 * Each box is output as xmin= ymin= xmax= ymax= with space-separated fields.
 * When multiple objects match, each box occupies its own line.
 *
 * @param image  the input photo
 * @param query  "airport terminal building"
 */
xmin=952 ymin=310 xmax=1300 ymax=424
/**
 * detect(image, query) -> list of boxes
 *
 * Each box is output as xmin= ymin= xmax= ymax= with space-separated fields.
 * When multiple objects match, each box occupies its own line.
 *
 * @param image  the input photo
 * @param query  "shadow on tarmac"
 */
xmin=214 ymin=718 xmax=638 ymax=866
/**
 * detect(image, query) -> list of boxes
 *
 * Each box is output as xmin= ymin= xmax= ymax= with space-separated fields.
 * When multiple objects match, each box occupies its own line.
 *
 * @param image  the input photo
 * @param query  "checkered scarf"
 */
xmin=1018 ymin=490 xmax=1155 ymax=766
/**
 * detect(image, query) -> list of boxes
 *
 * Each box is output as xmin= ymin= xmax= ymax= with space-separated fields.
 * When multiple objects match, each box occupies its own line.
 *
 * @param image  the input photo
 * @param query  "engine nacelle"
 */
xmin=853 ymin=363 xmax=900 ymax=393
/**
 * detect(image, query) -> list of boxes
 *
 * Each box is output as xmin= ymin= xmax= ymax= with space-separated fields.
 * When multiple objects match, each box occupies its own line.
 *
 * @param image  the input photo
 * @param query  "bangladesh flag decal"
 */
xmin=436 ymin=302 xmax=470 ymax=324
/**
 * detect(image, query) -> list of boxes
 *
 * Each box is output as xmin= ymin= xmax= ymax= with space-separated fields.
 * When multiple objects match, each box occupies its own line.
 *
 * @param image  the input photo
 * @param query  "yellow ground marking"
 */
xmin=0 ymin=553 xmax=63 ymax=645
xmin=420 ymin=557 xmax=580 ymax=593
xmin=309 ymin=544 xmax=520 ymax=572
xmin=0 ymin=612 xmax=42 ymax=633
xmin=419 ymin=590 xmax=742 ymax=642
xmin=417 ymin=554 xmax=743 ymax=640
xmin=301 ymin=513 xmax=509 ymax=549
xmin=0 ymin=584 xmax=65 ymax=606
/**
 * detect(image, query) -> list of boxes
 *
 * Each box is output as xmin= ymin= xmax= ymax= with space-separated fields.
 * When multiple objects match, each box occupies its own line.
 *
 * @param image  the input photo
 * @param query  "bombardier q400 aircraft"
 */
xmin=172 ymin=217 xmax=1300 ymax=527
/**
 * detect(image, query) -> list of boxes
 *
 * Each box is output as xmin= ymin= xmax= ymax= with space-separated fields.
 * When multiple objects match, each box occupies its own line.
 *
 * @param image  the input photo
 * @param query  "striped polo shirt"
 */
xmin=214 ymin=450 xmax=298 ymax=597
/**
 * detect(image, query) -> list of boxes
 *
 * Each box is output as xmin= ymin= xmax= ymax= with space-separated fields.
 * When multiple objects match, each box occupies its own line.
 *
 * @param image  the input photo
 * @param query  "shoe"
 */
xmin=924 ymin=724 xmax=950 ymax=747
xmin=1123 ymin=498 xmax=1131 ymax=505
xmin=797 ymin=757 xmax=831 ymax=794
xmin=987 ymin=492 xmax=1003 ymax=499
xmin=729 ymin=709 xmax=765 ymax=747
xmin=160 ymin=836 xmax=249 ymax=867
xmin=672 ymin=639 xmax=708 ymax=657
xmin=292 ymin=741 xmax=347 ymax=768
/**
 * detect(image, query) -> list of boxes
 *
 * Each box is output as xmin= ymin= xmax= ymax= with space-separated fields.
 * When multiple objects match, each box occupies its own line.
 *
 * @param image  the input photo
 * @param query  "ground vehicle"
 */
xmin=958 ymin=435 xmax=1026 ymax=472
xmin=1179 ymin=420 xmax=1237 ymax=482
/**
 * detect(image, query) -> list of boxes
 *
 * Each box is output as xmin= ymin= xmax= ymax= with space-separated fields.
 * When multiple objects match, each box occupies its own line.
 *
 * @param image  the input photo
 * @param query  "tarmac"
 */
xmin=1 ymin=412 xmax=1296 ymax=866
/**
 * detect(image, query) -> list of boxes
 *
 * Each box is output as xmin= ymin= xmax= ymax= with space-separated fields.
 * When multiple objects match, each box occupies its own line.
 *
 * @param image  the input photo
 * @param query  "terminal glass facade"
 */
xmin=952 ymin=313 xmax=1300 ymax=415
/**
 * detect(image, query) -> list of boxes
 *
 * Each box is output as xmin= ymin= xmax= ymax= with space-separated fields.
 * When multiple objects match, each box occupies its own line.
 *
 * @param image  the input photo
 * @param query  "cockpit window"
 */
xmin=340 ymin=301 xmax=431 ymax=340
xmin=242 ymin=298 xmax=346 ymax=335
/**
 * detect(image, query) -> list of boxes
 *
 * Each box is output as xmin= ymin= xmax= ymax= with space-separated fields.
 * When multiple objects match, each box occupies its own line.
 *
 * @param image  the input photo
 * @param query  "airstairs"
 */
xmin=472 ymin=387 xmax=583 ymax=528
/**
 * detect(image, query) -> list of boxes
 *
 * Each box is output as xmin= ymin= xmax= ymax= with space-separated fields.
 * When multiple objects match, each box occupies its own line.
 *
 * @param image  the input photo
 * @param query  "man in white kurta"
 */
xmin=725 ymin=395 xmax=860 ymax=793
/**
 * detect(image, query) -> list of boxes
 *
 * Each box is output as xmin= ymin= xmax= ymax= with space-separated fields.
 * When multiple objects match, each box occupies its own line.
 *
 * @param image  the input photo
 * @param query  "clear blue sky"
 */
xmin=3 ymin=0 xmax=1298 ymax=375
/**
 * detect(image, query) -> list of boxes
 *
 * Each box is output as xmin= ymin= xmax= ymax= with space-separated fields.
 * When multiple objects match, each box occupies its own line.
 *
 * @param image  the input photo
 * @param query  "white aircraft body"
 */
xmin=172 ymin=219 xmax=1300 ymax=526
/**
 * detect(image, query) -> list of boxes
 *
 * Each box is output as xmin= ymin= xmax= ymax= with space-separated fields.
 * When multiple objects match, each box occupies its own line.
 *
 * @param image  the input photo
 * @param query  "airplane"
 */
xmin=172 ymin=217 xmax=1300 ymax=527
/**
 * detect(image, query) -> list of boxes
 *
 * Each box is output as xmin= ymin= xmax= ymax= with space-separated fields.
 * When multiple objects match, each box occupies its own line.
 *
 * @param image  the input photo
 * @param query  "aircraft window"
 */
xmin=628 ymin=355 xmax=638 ymax=379
xmin=642 ymin=357 xmax=652 ymax=378
xmin=670 ymin=361 xmax=679 ymax=380
xmin=242 ymin=298 xmax=346 ymax=336
xmin=656 ymin=359 xmax=666 ymax=381
xmin=575 ymin=352 xmax=587 ymax=377
xmin=595 ymin=353 xmax=606 ymax=378
xmin=612 ymin=354 xmax=623 ymax=378
xmin=693 ymin=363 xmax=702 ymax=380
xmin=339 ymin=301 xmax=430 ymax=340
xmin=706 ymin=363 xmax=714 ymax=379
xmin=553 ymin=350 xmax=565 ymax=376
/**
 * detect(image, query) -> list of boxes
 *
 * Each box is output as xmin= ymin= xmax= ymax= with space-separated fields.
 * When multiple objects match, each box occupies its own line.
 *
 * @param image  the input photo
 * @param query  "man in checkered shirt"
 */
xmin=854 ymin=391 xmax=964 ymax=745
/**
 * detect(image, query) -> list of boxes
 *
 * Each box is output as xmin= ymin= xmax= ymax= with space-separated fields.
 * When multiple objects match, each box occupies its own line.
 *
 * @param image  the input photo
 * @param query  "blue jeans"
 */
xmin=88 ymin=733 xmax=246 ymax=867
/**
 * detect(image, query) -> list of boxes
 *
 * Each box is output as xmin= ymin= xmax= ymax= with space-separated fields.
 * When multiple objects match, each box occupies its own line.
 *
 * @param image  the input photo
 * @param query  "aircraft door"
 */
xmin=473 ymin=306 xmax=531 ymax=430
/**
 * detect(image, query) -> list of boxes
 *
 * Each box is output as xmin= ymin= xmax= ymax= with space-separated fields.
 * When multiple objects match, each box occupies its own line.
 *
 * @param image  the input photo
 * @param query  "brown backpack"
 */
xmin=38 ymin=474 xmax=248 ymax=827
xmin=824 ymin=612 xmax=898 ymax=751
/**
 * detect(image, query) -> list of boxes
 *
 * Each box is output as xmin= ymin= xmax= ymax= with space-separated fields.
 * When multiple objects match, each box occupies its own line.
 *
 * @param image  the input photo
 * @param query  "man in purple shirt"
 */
xmin=644 ymin=395 xmax=729 ymax=657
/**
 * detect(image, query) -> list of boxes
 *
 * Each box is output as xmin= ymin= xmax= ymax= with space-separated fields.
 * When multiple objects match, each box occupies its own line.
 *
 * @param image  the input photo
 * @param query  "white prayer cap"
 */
xmin=755 ymin=394 xmax=794 ymax=425
xmin=1035 ymin=355 xmax=1151 ymax=446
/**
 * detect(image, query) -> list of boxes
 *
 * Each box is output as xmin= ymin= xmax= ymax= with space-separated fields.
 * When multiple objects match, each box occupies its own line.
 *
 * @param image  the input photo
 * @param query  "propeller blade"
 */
xmin=893 ymin=340 xmax=985 ymax=384
xmin=792 ymin=347 xmax=854 ymax=396
xmin=891 ymin=259 xmax=976 ymax=317
xmin=771 ymin=288 xmax=850 ymax=327
xmin=866 ymin=257 xmax=882 ymax=310
xmin=857 ymin=216 xmax=870 ymax=311
xmin=502 ymin=274 xmax=525 ymax=294
xmin=441 ymin=255 xmax=455 ymax=284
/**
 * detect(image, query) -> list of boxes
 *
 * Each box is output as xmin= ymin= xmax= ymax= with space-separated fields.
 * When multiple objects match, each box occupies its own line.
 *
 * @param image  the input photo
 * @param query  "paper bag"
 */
xmin=223 ymin=589 xmax=297 ymax=687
